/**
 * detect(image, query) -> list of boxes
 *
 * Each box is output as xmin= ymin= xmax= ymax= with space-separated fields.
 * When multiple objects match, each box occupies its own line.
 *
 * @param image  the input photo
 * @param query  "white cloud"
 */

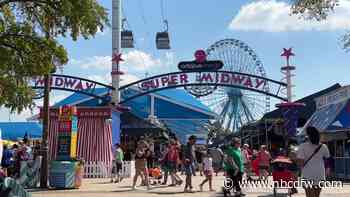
xmin=75 ymin=56 xmax=111 ymax=70
xmin=0 ymin=91 xmax=73 ymax=122
xmin=87 ymin=74 xmax=111 ymax=85
xmin=121 ymin=50 xmax=161 ymax=72
xmin=229 ymin=0 xmax=350 ymax=32
xmin=87 ymin=73 xmax=139 ymax=86
xmin=74 ymin=50 xmax=161 ymax=72
xmin=121 ymin=74 xmax=140 ymax=86
xmin=0 ymin=108 xmax=35 ymax=122
xmin=96 ymin=28 xmax=110 ymax=36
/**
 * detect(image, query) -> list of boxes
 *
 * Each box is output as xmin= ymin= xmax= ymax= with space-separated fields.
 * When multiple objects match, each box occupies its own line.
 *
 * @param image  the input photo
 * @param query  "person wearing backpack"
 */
xmin=183 ymin=135 xmax=197 ymax=193
xmin=167 ymin=139 xmax=183 ymax=186
xmin=297 ymin=126 xmax=330 ymax=197
xmin=223 ymin=137 xmax=245 ymax=197
xmin=1 ymin=145 xmax=13 ymax=176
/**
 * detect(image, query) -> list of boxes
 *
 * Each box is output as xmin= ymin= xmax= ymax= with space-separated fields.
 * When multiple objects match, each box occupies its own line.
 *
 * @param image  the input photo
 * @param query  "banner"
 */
xmin=57 ymin=121 xmax=72 ymax=161
xmin=70 ymin=116 xmax=78 ymax=159
xmin=112 ymin=110 xmax=121 ymax=150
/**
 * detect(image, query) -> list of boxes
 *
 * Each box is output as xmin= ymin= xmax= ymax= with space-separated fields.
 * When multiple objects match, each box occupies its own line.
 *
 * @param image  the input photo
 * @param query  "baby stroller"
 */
xmin=271 ymin=156 xmax=297 ymax=197
xmin=148 ymin=167 xmax=163 ymax=185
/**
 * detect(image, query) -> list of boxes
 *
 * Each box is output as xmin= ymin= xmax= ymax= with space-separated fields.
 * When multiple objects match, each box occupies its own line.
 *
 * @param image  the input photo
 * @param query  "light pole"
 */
xmin=111 ymin=0 xmax=122 ymax=105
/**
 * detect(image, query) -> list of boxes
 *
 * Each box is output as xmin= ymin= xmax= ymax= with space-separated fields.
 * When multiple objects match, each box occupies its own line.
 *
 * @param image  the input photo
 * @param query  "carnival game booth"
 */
xmin=302 ymin=85 xmax=350 ymax=180
xmin=41 ymin=106 xmax=115 ymax=186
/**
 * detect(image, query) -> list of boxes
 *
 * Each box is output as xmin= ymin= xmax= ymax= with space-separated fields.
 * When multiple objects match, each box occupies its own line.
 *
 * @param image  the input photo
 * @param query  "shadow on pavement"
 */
xmin=148 ymin=191 xmax=186 ymax=195
xmin=28 ymin=188 xmax=78 ymax=192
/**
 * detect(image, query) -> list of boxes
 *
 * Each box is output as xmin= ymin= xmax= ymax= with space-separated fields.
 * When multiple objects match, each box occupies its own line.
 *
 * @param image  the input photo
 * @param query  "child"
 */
xmin=199 ymin=152 xmax=215 ymax=192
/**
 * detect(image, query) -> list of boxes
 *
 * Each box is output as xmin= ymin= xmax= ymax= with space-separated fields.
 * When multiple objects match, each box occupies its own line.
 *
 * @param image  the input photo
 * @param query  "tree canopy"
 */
xmin=291 ymin=0 xmax=350 ymax=50
xmin=0 ymin=0 xmax=108 ymax=112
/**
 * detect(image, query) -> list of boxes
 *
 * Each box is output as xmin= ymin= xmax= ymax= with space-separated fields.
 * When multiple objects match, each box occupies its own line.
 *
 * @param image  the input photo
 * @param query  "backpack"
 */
xmin=167 ymin=145 xmax=178 ymax=162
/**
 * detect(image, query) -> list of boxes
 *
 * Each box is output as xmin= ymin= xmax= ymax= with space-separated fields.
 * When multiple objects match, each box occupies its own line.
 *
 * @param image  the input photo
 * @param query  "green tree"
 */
xmin=291 ymin=0 xmax=350 ymax=50
xmin=0 ymin=0 xmax=108 ymax=112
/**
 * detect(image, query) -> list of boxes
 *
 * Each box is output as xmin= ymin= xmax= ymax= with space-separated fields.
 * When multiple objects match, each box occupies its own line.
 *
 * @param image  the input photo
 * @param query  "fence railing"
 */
xmin=83 ymin=161 xmax=135 ymax=178
xmin=334 ymin=157 xmax=350 ymax=179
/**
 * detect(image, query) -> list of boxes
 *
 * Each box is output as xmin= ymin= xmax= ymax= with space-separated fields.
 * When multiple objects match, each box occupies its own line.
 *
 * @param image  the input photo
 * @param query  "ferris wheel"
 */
xmin=199 ymin=39 xmax=270 ymax=133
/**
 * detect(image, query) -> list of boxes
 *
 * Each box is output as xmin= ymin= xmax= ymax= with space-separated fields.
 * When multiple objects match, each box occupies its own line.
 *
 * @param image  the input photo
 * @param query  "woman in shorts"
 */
xmin=132 ymin=141 xmax=150 ymax=190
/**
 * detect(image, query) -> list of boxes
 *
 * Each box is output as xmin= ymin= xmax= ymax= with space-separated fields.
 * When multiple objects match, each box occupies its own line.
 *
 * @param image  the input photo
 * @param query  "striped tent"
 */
xmin=47 ymin=107 xmax=113 ymax=166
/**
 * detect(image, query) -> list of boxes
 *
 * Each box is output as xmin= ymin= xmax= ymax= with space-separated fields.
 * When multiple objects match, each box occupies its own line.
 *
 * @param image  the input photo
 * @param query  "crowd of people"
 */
xmin=0 ymin=138 xmax=37 ymax=179
xmin=111 ymin=126 xmax=331 ymax=197
xmin=0 ymin=126 xmax=331 ymax=197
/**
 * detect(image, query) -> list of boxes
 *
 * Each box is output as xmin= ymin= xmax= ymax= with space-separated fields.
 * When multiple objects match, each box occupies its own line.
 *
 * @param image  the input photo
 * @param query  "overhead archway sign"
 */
xmin=120 ymin=70 xmax=287 ymax=103
xmin=31 ymin=74 xmax=114 ymax=100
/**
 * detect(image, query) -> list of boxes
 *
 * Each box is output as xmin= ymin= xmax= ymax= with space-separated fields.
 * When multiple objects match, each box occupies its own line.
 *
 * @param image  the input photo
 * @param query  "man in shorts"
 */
xmin=183 ymin=135 xmax=197 ymax=193
xmin=111 ymin=143 xmax=124 ymax=183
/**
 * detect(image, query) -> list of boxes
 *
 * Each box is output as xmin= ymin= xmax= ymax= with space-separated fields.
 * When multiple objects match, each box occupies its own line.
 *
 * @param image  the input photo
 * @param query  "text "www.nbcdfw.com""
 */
xmin=223 ymin=178 xmax=343 ymax=190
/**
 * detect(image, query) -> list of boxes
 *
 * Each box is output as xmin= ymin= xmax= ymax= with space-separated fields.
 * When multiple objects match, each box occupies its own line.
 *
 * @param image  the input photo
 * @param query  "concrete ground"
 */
xmin=29 ymin=175 xmax=349 ymax=197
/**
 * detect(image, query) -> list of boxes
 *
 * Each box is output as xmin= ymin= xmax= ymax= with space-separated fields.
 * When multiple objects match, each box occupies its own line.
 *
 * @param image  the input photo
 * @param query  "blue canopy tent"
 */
xmin=54 ymin=87 xmax=216 ymax=143
xmin=0 ymin=122 xmax=42 ymax=141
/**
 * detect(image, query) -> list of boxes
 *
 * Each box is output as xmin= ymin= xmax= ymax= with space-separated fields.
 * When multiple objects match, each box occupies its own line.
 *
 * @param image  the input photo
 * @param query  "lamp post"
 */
xmin=111 ymin=0 xmax=122 ymax=105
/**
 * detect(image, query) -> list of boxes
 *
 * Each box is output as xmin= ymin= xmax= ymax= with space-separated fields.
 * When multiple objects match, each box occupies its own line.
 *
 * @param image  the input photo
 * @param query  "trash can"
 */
xmin=49 ymin=160 xmax=83 ymax=189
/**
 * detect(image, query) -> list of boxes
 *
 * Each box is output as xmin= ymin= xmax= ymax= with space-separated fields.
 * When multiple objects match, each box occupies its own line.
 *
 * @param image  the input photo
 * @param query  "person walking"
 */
xmin=111 ymin=143 xmax=124 ymax=183
xmin=199 ymin=151 xmax=215 ymax=192
xmin=132 ymin=141 xmax=150 ymax=190
xmin=209 ymin=146 xmax=224 ymax=176
xmin=297 ymin=126 xmax=330 ymax=197
xmin=183 ymin=135 xmax=197 ymax=193
xmin=223 ymin=137 xmax=245 ymax=197
xmin=167 ymin=139 xmax=183 ymax=186
xmin=257 ymin=145 xmax=271 ymax=181
xmin=242 ymin=144 xmax=252 ymax=180
xmin=1 ymin=145 xmax=14 ymax=176
xmin=160 ymin=143 xmax=171 ymax=185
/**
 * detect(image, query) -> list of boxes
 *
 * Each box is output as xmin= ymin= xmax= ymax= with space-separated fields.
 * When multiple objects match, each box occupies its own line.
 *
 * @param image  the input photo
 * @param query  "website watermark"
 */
xmin=224 ymin=178 xmax=343 ymax=190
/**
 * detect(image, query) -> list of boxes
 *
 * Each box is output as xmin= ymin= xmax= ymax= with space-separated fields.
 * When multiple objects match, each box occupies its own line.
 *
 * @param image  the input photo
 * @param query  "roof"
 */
xmin=54 ymin=88 xmax=214 ymax=116
xmin=305 ymin=99 xmax=350 ymax=131
xmin=0 ymin=122 xmax=42 ymax=140
xmin=262 ymin=83 xmax=342 ymax=126
xmin=303 ymin=86 xmax=350 ymax=132
xmin=53 ymin=87 xmax=216 ymax=143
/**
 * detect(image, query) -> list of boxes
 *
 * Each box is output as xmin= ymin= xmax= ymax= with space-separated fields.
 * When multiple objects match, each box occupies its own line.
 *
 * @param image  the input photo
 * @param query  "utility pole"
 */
xmin=111 ymin=0 xmax=122 ymax=105
xmin=40 ymin=74 xmax=50 ymax=188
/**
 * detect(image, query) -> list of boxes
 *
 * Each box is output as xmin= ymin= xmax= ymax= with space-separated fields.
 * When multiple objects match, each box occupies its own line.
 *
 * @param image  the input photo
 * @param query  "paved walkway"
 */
xmin=29 ymin=175 xmax=349 ymax=197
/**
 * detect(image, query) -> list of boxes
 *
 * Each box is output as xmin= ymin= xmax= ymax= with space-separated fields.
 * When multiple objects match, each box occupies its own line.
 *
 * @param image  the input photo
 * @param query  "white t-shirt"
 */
xmin=297 ymin=142 xmax=330 ymax=183
xmin=203 ymin=157 xmax=213 ymax=171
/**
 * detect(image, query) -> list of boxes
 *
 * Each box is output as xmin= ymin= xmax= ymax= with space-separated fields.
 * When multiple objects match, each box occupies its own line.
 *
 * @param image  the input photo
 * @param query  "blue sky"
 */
xmin=2 ymin=0 xmax=350 ymax=121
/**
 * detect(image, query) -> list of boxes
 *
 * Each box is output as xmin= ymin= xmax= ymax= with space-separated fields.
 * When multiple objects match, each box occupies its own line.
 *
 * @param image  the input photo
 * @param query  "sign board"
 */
xmin=139 ymin=72 xmax=266 ymax=92
xmin=178 ymin=61 xmax=223 ymax=71
xmin=178 ymin=50 xmax=223 ymax=71
xmin=56 ymin=106 xmax=78 ymax=161
xmin=315 ymin=86 xmax=350 ymax=109
xmin=70 ymin=116 xmax=78 ymax=159
xmin=57 ymin=121 xmax=72 ymax=161
xmin=33 ymin=75 xmax=97 ymax=92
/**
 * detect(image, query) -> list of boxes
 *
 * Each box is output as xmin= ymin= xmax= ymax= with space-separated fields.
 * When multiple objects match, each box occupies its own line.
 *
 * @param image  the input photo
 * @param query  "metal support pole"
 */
xmin=40 ymin=74 xmax=50 ymax=188
xmin=286 ymin=68 xmax=292 ymax=102
xmin=265 ymin=120 xmax=268 ymax=147
xmin=111 ymin=0 xmax=122 ymax=105
xmin=150 ymin=95 xmax=155 ymax=117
